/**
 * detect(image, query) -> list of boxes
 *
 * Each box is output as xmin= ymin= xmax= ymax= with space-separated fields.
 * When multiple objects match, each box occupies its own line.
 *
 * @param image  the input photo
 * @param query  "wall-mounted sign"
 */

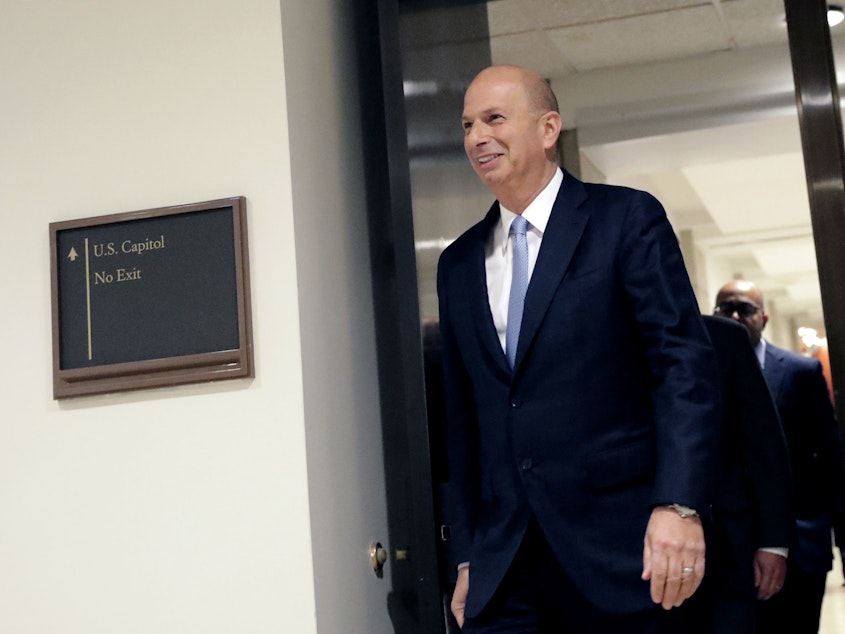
xmin=50 ymin=197 xmax=253 ymax=398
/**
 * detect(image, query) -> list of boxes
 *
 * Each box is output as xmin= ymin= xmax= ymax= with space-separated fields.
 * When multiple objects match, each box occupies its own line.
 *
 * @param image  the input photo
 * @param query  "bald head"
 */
xmin=714 ymin=279 xmax=768 ymax=345
xmin=461 ymin=65 xmax=563 ymax=212
xmin=716 ymin=279 xmax=764 ymax=308
xmin=469 ymin=65 xmax=559 ymax=117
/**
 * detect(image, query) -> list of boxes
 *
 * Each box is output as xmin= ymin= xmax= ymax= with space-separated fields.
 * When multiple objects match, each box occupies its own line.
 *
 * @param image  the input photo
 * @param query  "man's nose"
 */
xmin=466 ymin=122 xmax=488 ymax=145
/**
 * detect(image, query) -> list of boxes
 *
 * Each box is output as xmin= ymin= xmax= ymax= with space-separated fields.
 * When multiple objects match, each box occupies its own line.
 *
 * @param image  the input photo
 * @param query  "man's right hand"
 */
xmin=451 ymin=566 xmax=469 ymax=628
xmin=754 ymin=550 xmax=786 ymax=600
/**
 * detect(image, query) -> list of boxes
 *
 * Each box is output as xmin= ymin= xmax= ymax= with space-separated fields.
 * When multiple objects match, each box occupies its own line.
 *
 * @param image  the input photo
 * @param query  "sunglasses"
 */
xmin=713 ymin=301 xmax=762 ymax=319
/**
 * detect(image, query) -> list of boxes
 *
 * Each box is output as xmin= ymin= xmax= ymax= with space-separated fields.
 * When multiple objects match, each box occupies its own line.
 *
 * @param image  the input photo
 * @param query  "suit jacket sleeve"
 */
xmin=731 ymin=325 xmax=793 ymax=548
xmin=437 ymin=257 xmax=479 ymax=567
xmin=615 ymin=190 xmax=720 ymax=512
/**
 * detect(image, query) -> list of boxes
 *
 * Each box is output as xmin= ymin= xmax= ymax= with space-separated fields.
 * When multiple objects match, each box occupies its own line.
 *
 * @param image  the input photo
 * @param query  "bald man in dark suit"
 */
xmin=695 ymin=315 xmax=792 ymax=633
xmin=715 ymin=280 xmax=845 ymax=633
xmin=438 ymin=64 xmax=719 ymax=633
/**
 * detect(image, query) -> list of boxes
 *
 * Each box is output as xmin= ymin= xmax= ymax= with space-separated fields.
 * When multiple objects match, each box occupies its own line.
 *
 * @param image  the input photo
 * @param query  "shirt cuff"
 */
xmin=758 ymin=547 xmax=788 ymax=558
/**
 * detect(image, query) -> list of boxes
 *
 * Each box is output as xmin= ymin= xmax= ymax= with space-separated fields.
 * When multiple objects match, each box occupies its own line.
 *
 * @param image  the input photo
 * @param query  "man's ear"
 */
xmin=761 ymin=313 xmax=769 ymax=331
xmin=541 ymin=111 xmax=562 ymax=150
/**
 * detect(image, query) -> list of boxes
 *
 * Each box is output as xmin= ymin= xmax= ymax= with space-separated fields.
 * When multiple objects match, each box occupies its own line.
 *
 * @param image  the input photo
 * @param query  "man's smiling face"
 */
xmin=461 ymin=67 xmax=551 ymax=204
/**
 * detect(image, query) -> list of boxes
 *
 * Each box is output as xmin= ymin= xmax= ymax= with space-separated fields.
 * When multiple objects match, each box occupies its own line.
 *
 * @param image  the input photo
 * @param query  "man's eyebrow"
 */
xmin=462 ymin=108 xmax=501 ymax=121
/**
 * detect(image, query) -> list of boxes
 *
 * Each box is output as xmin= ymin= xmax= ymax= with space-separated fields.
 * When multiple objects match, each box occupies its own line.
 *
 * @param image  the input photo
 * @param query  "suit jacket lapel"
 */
xmin=514 ymin=172 xmax=590 ymax=370
xmin=467 ymin=204 xmax=511 ymax=373
xmin=763 ymin=345 xmax=786 ymax=406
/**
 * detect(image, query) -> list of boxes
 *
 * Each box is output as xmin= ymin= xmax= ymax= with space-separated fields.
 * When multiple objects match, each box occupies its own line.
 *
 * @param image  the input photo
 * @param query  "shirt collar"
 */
xmin=755 ymin=338 xmax=767 ymax=369
xmin=495 ymin=168 xmax=563 ymax=255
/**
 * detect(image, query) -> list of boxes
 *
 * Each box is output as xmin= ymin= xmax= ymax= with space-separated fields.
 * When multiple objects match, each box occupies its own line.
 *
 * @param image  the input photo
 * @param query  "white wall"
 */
xmin=0 ymin=1 xmax=317 ymax=632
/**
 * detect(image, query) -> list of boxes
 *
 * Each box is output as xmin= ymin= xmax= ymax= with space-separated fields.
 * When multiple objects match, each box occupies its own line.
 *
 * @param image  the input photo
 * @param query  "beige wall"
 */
xmin=0 ymin=1 xmax=318 ymax=631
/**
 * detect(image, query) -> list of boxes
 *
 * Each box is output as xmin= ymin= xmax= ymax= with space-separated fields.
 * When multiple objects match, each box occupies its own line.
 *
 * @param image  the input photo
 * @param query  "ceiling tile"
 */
xmin=490 ymin=32 xmax=575 ymax=77
xmin=487 ymin=0 xmax=537 ymax=36
xmin=545 ymin=5 xmax=728 ymax=71
xmin=528 ymin=0 xmax=705 ymax=29
xmin=721 ymin=0 xmax=790 ymax=48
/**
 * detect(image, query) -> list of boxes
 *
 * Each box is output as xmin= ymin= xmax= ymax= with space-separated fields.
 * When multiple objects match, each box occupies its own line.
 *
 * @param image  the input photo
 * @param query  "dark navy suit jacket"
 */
xmin=703 ymin=316 xmax=792 ymax=594
xmin=437 ymin=171 xmax=719 ymax=617
xmin=762 ymin=341 xmax=844 ymax=573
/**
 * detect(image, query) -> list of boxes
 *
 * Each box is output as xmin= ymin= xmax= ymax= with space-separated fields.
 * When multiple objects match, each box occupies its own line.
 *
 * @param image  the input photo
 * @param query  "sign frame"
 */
xmin=49 ymin=197 xmax=253 ymax=399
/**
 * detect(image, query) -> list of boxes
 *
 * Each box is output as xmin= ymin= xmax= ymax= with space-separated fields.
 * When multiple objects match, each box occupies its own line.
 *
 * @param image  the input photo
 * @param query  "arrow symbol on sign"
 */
xmin=68 ymin=247 xmax=78 ymax=262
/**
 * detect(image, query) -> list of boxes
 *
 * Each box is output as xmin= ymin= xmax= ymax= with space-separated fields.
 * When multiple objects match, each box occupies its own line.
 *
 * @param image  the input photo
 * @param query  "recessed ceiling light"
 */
xmin=829 ymin=5 xmax=845 ymax=27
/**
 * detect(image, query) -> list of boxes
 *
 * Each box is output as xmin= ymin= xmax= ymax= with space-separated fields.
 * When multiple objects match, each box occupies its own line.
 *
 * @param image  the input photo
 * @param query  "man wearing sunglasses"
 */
xmin=714 ymin=279 xmax=845 ymax=633
xmin=695 ymin=314 xmax=791 ymax=634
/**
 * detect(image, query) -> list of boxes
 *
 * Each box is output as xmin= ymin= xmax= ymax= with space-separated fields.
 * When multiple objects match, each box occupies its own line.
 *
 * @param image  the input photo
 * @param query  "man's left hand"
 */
xmin=641 ymin=506 xmax=705 ymax=609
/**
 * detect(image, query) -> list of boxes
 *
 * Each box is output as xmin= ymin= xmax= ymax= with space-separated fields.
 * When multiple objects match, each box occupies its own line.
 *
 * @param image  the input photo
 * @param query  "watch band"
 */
xmin=667 ymin=503 xmax=699 ymax=519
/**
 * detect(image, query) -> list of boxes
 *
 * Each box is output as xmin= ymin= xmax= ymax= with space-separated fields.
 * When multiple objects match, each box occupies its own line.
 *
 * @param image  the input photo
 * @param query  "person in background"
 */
xmin=437 ymin=64 xmax=719 ymax=633
xmin=695 ymin=314 xmax=792 ymax=633
xmin=714 ymin=279 xmax=845 ymax=634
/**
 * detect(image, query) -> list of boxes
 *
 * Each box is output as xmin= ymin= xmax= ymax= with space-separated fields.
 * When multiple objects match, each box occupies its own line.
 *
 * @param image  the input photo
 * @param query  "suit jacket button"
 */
xmin=521 ymin=458 xmax=533 ymax=471
xmin=511 ymin=400 xmax=520 ymax=408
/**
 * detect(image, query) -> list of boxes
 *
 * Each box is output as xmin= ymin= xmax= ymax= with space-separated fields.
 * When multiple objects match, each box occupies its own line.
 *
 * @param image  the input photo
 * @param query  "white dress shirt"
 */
xmin=755 ymin=338 xmax=767 ymax=370
xmin=485 ymin=168 xmax=563 ymax=353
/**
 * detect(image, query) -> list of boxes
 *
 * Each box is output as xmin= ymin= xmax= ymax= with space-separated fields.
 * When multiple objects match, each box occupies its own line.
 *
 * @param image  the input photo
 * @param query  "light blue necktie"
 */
xmin=506 ymin=216 xmax=529 ymax=369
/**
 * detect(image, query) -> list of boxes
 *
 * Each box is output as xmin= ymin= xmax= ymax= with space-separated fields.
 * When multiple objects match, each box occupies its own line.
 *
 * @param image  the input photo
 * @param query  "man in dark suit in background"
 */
xmin=715 ymin=279 xmax=845 ymax=634
xmin=437 ymin=64 xmax=720 ymax=633
xmin=698 ymin=315 xmax=792 ymax=633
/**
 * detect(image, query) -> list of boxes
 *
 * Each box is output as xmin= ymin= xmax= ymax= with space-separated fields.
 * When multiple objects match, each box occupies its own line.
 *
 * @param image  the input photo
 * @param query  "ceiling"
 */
xmin=485 ymin=0 xmax=843 ymax=339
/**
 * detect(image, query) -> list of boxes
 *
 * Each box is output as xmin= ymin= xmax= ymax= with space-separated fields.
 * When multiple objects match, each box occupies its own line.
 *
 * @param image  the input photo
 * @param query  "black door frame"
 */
xmin=355 ymin=1 xmax=444 ymax=632
xmin=785 ymin=0 xmax=845 ymax=425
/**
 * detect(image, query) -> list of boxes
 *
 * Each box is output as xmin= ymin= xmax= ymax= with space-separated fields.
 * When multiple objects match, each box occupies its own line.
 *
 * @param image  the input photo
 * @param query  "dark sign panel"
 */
xmin=50 ymin=197 xmax=252 ymax=398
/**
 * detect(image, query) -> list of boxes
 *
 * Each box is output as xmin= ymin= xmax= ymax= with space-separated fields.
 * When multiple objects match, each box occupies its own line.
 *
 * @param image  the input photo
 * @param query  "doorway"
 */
xmin=369 ymin=1 xmax=845 ymax=631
